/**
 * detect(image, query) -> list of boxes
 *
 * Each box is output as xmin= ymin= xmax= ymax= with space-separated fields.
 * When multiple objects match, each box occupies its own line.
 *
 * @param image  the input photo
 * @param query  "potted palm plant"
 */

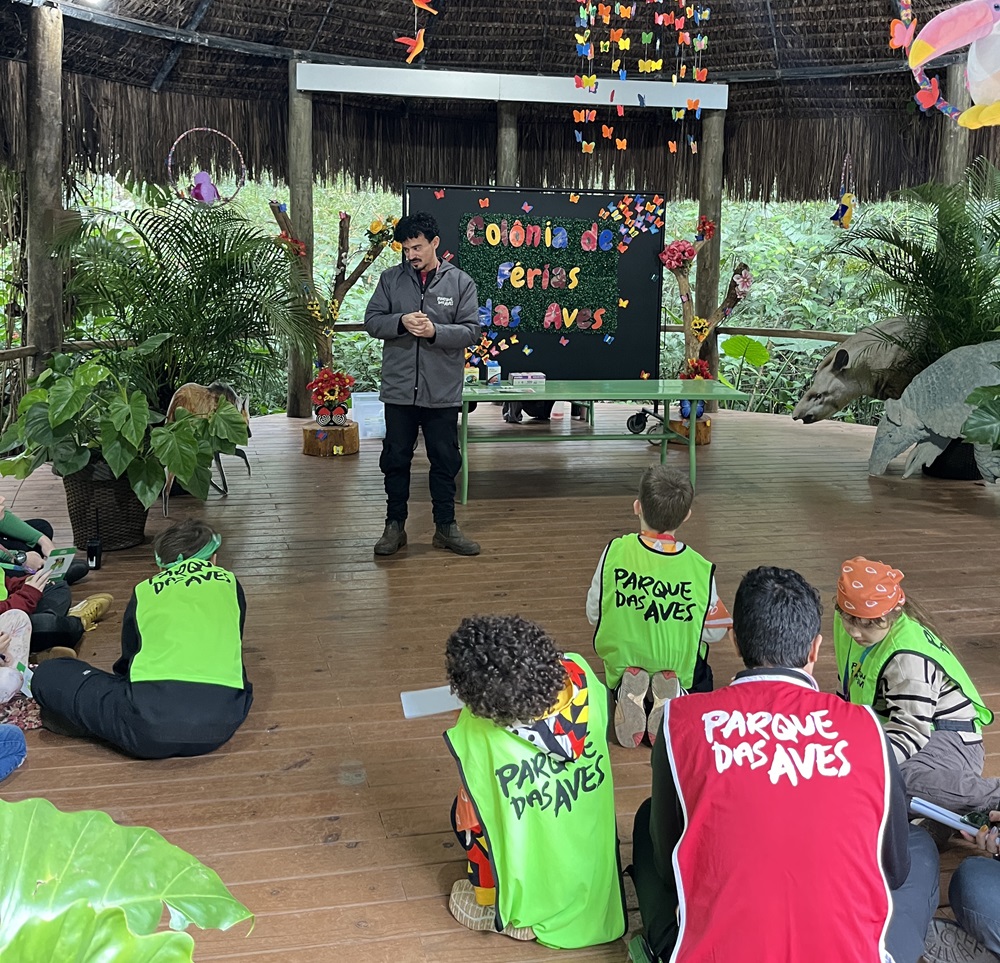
xmin=60 ymin=197 xmax=320 ymax=413
xmin=0 ymin=343 xmax=248 ymax=550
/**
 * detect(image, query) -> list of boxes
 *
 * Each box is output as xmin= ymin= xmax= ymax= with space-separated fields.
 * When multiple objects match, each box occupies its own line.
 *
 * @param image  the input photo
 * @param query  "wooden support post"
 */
xmin=694 ymin=108 xmax=725 ymax=412
xmin=937 ymin=64 xmax=971 ymax=186
xmin=26 ymin=5 xmax=64 ymax=376
xmin=496 ymin=102 xmax=519 ymax=187
xmin=286 ymin=59 xmax=315 ymax=417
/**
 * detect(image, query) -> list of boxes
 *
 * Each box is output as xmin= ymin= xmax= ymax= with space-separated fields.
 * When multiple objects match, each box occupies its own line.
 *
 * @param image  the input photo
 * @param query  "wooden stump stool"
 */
xmin=668 ymin=416 xmax=712 ymax=446
xmin=302 ymin=420 xmax=360 ymax=457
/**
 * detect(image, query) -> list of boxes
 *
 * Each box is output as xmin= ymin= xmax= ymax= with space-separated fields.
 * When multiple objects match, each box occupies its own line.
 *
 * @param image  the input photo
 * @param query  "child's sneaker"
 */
xmin=647 ymin=671 xmax=681 ymax=745
xmin=615 ymin=668 xmax=650 ymax=748
xmin=448 ymin=879 xmax=535 ymax=940
xmin=924 ymin=918 xmax=1000 ymax=962
xmin=67 ymin=594 xmax=114 ymax=632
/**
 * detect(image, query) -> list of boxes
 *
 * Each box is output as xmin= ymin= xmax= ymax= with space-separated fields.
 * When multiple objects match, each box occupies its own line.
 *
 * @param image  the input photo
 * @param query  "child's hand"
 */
xmin=24 ymin=551 xmax=44 ymax=572
xmin=24 ymin=569 xmax=52 ymax=592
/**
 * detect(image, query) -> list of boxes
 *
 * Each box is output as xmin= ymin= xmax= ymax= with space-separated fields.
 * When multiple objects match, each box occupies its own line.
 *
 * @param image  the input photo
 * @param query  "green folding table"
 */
xmin=459 ymin=379 xmax=748 ymax=502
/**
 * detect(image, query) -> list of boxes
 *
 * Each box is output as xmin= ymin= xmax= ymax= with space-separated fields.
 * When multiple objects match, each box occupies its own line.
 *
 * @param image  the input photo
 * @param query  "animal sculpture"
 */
xmin=792 ymin=318 xmax=915 ymax=423
xmin=868 ymin=341 xmax=1000 ymax=482
xmin=909 ymin=0 xmax=1000 ymax=128
xmin=162 ymin=382 xmax=252 ymax=517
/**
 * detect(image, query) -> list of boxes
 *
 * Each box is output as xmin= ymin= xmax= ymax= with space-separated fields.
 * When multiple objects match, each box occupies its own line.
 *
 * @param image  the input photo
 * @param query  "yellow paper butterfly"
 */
xmin=618 ymin=37 xmax=630 ymax=49
xmin=616 ymin=137 xmax=627 ymax=150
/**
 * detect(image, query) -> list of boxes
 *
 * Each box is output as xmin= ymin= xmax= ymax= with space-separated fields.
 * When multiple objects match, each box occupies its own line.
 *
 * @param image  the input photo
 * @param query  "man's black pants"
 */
xmin=381 ymin=404 xmax=462 ymax=525
xmin=630 ymin=800 xmax=940 ymax=963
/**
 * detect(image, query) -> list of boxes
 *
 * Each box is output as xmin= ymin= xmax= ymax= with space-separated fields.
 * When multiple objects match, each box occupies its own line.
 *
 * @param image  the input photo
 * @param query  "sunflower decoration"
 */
xmin=690 ymin=315 xmax=711 ymax=343
xmin=366 ymin=216 xmax=402 ymax=254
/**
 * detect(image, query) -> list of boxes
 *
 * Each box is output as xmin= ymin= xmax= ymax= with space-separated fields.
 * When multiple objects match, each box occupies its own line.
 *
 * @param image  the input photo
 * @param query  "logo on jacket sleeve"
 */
xmin=437 ymin=296 xmax=455 ymax=306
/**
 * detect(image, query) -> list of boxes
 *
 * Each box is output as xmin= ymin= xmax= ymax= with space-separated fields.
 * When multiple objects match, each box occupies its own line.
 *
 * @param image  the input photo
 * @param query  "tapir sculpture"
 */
xmin=792 ymin=317 xmax=915 ymax=423
xmin=868 ymin=341 xmax=1000 ymax=482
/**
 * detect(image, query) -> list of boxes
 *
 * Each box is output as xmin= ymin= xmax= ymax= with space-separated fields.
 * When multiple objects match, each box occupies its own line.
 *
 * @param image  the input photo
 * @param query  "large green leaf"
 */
xmin=0 ymin=798 xmax=252 ymax=953
xmin=133 ymin=333 xmax=173 ymax=356
xmin=962 ymin=394 xmax=1000 ymax=448
xmin=4 ymin=902 xmax=196 ymax=962
xmin=24 ymin=403 xmax=59 ymax=447
xmin=107 ymin=392 xmax=152 ymax=449
xmin=0 ymin=450 xmax=47 ymax=480
xmin=48 ymin=439 xmax=92 ymax=478
xmin=73 ymin=361 xmax=113 ymax=388
xmin=207 ymin=400 xmax=250 ymax=447
xmin=100 ymin=419 xmax=138 ymax=478
xmin=722 ymin=334 xmax=771 ymax=368
xmin=17 ymin=388 xmax=49 ymax=416
xmin=127 ymin=456 xmax=169 ymax=510
xmin=47 ymin=379 xmax=91 ymax=427
xmin=150 ymin=421 xmax=199 ymax=482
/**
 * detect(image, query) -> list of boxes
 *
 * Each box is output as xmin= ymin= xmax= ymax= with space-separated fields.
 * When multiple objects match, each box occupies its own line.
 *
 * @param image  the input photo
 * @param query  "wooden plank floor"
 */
xmin=2 ymin=404 xmax=999 ymax=961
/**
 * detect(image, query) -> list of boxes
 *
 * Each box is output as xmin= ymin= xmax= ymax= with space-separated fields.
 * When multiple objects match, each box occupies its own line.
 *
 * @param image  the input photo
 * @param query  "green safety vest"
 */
xmin=593 ymin=535 xmax=713 ymax=688
xmin=131 ymin=559 xmax=244 ymax=689
xmin=443 ymin=654 xmax=625 ymax=950
xmin=834 ymin=611 xmax=993 ymax=730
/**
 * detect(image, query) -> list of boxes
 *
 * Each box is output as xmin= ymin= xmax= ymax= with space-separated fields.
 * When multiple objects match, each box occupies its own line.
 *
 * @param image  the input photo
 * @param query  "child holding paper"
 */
xmin=587 ymin=466 xmax=731 ymax=747
xmin=32 ymin=519 xmax=252 ymax=759
xmin=443 ymin=614 xmax=626 ymax=949
xmin=834 ymin=556 xmax=1000 ymax=813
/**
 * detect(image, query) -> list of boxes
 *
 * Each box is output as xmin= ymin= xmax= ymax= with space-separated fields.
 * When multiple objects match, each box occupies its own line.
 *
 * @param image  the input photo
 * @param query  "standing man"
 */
xmin=628 ymin=566 xmax=940 ymax=963
xmin=364 ymin=212 xmax=480 ymax=557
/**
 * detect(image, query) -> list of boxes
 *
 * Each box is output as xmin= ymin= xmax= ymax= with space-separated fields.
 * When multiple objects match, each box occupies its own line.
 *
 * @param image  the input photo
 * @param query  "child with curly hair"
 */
xmin=834 ymin=556 xmax=1000 ymax=813
xmin=443 ymin=614 xmax=626 ymax=950
xmin=588 ymin=465 xmax=731 ymax=747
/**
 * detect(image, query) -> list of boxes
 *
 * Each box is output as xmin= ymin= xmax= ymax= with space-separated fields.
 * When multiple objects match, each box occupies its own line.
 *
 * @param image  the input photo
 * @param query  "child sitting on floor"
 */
xmin=32 ymin=519 xmax=252 ymax=760
xmin=443 ymin=614 xmax=626 ymax=950
xmin=587 ymin=466 xmax=731 ymax=747
xmin=834 ymin=555 xmax=1000 ymax=814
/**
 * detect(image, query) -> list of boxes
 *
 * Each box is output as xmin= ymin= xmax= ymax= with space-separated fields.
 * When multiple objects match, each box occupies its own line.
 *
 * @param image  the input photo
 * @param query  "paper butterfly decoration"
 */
xmin=637 ymin=93 xmax=646 ymax=107
xmin=675 ymin=16 xmax=685 ymax=29
xmin=575 ymin=74 xmax=598 ymax=89
xmin=598 ymin=2 xmax=611 ymax=21
xmin=577 ymin=42 xmax=594 ymax=57
xmin=559 ymin=337 xmax=570 ymax=346
xmin=610 ymin=27 xmax=623 ymax=41
xmin=680 ymin=64 xmax=688 ymax=77
xmin=612 ymin=58 xmax=622 ymax=71
xmin=604 ymin=335 xmax=615 ymax=344
xmin=678 ymin=31 xmax=691 ymax=45
xmin=694 ymin=5 xmax=710 ymax=23
xmin=672 ymin=107 xmax=686 ymax=120
xmin=639 ymin=58 xmax=663 ymax=73
xmin=523 ymin=346 xmax=533 ymax=355
xmin=619 ymin=68 xmax=627 ymax=80
xmin=574 ymin=108 xmax=597 ymax=123
xmin=575 ymin=129 xmax=583 ymax=142
xmin=687 ymin=98 xmax=702 ymax=118
xmin=600 ymin=40 xmax=611 ymax=52
xmin=655 ymin=11 xmax=673 ymax=25
xmin=640 ymin=371 xmax=651 ymax=380
xmin=582 ymin=141 xmax=595 ymax=153
xmin=889 ymin=18 xmax=916 ymax=51
xmin=619 ymin=4 xmax=633 ymax=18
xmin=641 ymin=30 xmax=653 ymax=43
xmin=618 ymin=37 xmax=631 ymax=49
xmin=693 ymin=34 xmax=708 ymax=51
xmin=616 ymin=138 xmax=627 ymax=150
xmin=521 ymin=202 xmax=533 ymax=213
xmin=602 ymin=124 xmax=615 ymax=138
xmin=668 ymin=140 xmax=677 ymax=153
xmin=569 ymin=193 xmax=581 ymax=203
xmin=695 ymin=66 xmax=707 ymax=81
xmin=478 ymin=197 xmax=490 ymax=208
xmin=433 ymin=188 xmax=445 ymax=199
xmin=576 ymin=29 xmax=591 ymax=41
xmin=510 ymin=334 xmax=519 ymax=343
xmin=619 ymin=298 xmax=629 ymax=308
xmin=915 ymin=77 xmax=940 ymax=110
xmin=688 ymin=134 xmax=698 ymax=154
xmin=442 ymin=251 xmax=454 ymax=261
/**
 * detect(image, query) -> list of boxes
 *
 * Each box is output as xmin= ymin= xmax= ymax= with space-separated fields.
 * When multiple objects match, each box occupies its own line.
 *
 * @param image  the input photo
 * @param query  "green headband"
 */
xmin=155 ymin=533 xmax=222 ymax=569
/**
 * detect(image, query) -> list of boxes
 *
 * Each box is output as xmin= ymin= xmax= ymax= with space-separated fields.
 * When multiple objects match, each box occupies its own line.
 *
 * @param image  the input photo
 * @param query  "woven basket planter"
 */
xmin=59 ymin=460 xmax=150 ymax=551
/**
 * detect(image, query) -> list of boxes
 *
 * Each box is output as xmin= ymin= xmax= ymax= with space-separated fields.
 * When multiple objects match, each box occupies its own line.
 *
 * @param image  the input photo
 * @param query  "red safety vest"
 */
xmin=664 ymin=673 xmax=892 ymax=963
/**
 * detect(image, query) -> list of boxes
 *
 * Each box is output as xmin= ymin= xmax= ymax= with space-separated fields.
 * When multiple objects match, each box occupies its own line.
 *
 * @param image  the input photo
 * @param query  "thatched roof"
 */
xmin=1 ymin=0 xmax=998 ymax=199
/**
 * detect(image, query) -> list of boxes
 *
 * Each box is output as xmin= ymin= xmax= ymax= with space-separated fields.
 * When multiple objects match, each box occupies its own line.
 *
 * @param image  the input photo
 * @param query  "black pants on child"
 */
xmin=31 ymin=658 xmax=252 ymax=759
xmin=380 ymin=404 xmax=462 ymax=525
xmin=29 ymin=580 xmax=85 ymax=654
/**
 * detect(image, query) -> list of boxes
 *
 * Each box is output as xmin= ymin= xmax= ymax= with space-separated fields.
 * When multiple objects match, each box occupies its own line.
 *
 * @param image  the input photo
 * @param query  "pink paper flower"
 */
xmin=659 ymin=240 xmax=697 ymax=270
xmin=734 ymin=268 xmax=753 ymax=299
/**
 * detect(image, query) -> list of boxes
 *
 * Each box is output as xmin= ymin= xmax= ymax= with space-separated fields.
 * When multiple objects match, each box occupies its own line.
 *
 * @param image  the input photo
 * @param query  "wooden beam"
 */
xmin=297 ymin=64 xmax=728 ymax=110
xmin=150 ymin=0 xmax=216 ymax=92
xmin=286 ymin=58 xmax=314 ymax=418
xmin=695 ymin=108 xmax=725 ymax=409
xmin=936 ymin=63 xmax=971 ymax=186
xmin=496 ymin=102 xmax=518 ymax=187
xmin=26 ymin=4 xmax=64 ymax=376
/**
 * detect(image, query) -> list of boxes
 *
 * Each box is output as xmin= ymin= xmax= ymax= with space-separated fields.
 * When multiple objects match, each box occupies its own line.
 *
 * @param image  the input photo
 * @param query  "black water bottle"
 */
xmin=86 ymin=538 xmax=102 ymax=570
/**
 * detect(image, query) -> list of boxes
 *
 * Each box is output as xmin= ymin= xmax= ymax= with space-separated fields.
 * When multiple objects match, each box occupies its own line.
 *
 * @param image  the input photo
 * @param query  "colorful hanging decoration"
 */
xmin=570 ymin=0 xmax=713 ymax=157
xmin=396 ymin=0 xmax=438 ymax=63
xmin=907 ymin=0 xmax=1000 ymax=127
xmin=830 ymin=154 xmax=856 ymax=230
xmin=891 ymin=0 xmax=963 ymax=122
xmin=166 ymin=128 xmax=246 ymax=206
xmin=660 ymin=218 xmax=749 ymax=366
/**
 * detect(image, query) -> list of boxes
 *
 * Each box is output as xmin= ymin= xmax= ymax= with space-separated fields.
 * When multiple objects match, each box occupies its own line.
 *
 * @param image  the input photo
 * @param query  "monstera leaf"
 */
xmin=0 ymin=798 xmax=252 ymax=959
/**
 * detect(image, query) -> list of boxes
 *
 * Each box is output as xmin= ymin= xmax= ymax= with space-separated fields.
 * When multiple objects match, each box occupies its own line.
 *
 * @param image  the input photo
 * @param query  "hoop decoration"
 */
xmin=166 ymin=127 xmax=247 ymax=206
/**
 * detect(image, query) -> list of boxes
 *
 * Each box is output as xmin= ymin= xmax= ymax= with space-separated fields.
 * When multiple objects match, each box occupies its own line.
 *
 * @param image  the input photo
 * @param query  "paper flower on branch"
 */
xmin=696 ymin=215 xmax=716 ymax=240
xmin=659 ymin=240 xmax=697 ymax=270
xmin=278 ymin=231 xmax=307 ymax=257
xmin=306 ymin=368 xmax=355 ymax=406
xmin=690 ymin=315 xmax=711 ymax=342
xmin=366 ymin=216 xmax=403 ymax=253
xmin=679 ymin=358 xmax=713 ymax=380
xmin=734 ymin=268 xmax=753 ymax=299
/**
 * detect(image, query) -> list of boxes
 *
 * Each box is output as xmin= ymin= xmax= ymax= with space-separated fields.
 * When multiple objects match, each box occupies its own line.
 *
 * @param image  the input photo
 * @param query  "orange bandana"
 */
xmin=837 ymin=556 xmax=906 ymax=619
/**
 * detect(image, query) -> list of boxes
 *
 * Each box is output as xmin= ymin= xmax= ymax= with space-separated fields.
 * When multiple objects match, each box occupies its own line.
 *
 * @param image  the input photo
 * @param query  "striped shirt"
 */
xmin=875 ymin=651 xmax=980 ymax=764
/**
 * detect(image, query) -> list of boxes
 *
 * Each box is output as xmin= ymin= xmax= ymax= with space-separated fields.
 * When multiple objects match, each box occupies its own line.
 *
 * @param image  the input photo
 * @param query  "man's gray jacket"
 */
xmin=364 ymin=259 xmax=480 ymax=408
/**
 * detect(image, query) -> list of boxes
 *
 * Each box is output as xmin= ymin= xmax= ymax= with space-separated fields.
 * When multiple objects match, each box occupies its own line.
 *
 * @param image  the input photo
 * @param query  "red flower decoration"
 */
xmin=697 ymin=215 xmax=716 ymax=240
xmin=679 ymin=358 xmax=712 ymax=380
xmin=306 ymin=368 xmax=355 ymax=406
xmin=659 ymin=239 xmax=697 ymax=270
